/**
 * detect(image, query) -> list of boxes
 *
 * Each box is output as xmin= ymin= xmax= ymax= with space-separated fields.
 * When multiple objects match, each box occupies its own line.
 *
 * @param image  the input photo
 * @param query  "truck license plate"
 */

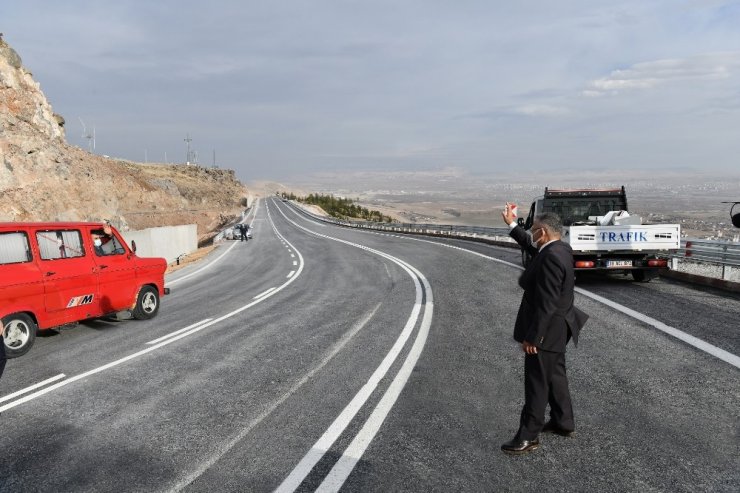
xmin=607 ymin=260 xmax=633 ymax=268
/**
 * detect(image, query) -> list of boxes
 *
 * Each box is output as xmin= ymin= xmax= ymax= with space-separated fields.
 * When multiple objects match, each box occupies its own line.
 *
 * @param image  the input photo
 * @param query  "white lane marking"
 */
xmin=277 ymin=296 xmax=421 ymax=493
xmin=574 ymin=288 xmax=740 ymax=369
xmin=0 ymin=200 xmax=307 ymax=415
xmin=291 ymin=253 xmax=295 ymax=258
xmin=293 ymin=261 xmax=298 ymax=266
xmin=167 ymin=199 xmax=261 ymax=286
xmin=318 ymin=262 xmax=433 ymax=492
xmin=287 ymin=271 xmax=295 ymax=278
xmin=171 ymin=303 xmax=382 ymax=492
xmin=254 ymin=287 xmax=276 ymax=299
xmin=0 ymin=374 xmax=66 ymax=404
xmin=167 ymin=241 xmax=239 ymax=285
xmin=332 ymin=228 xmax=740 ymax=369
xmin=146 ymin=319 xmax=213 ymax=345
xmin=273 ymin=199 xmax=433 ymax=493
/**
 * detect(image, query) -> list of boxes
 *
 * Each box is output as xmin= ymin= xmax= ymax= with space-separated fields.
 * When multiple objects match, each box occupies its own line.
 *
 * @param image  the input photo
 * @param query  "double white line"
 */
xmin=146 ymin=319 xmax=213 ymax=345
xmin=0 ymin=374 xmax=67 ymax=409
xmin=273 ymin=199 xmax=435 ymax=492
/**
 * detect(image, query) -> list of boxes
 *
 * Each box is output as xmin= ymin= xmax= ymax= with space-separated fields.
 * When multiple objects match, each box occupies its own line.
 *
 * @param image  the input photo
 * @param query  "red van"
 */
xmin=0 ymin=222 xmax=169 ymax=358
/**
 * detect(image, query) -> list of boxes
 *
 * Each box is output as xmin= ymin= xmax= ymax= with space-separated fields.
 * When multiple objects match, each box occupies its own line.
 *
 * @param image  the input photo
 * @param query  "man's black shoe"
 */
xmin=542 ymin=421 xmax=575 ymax=437
xmin=501 ymin=437 xmax=539 ymax=455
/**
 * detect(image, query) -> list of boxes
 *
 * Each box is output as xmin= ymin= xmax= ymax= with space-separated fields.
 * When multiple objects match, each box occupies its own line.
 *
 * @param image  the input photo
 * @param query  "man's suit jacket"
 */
xmin=510 ymin=225 xmax=588 ymax=352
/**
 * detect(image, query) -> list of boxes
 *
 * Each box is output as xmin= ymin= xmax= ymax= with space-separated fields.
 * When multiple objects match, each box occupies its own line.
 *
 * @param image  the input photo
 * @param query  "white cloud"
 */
xmin=583 ymin=52 xmax=740 ymax=97
xmin=513 ymin=104 xmax=571 ymax=117
xmin=4 ymin=1 xmax=740 ymax=176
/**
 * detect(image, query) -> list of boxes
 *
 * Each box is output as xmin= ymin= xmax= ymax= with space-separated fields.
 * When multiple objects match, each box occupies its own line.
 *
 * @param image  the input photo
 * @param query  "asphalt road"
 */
xmin=1 ymin=197 xmax=738 ymax=492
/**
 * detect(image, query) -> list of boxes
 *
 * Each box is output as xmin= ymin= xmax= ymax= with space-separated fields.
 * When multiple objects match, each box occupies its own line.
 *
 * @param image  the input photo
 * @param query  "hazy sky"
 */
xmin=2 ymin=1 xmax=739 ymax=180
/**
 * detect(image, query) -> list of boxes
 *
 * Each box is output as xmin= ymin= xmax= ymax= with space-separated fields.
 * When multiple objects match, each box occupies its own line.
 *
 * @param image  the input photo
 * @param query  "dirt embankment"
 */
xmin=0 ymin=38 xmax=247 ymax=244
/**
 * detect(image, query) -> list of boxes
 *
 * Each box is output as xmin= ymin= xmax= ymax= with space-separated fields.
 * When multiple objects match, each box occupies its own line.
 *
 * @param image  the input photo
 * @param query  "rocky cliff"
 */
xmin=0 ymin=38 xmax=247 ymax=243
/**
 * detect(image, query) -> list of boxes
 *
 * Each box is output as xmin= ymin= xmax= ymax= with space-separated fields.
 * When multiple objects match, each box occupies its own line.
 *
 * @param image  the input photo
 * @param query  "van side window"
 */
xmin=0 ymin=232 xmax=32 ymax=264
xmin=91 ymin=229 xmax=126 ymax=256
xmin=36 ymin=230 xmax=85 ymax=260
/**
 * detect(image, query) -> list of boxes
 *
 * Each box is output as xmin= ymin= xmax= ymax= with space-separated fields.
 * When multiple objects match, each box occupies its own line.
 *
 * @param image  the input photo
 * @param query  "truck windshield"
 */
xmin=542 ymin=198 xmax=626 ymax=225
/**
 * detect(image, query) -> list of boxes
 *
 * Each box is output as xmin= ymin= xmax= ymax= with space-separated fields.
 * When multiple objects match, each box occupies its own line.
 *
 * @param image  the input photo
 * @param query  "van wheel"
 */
xmin=133 ymin=286 xmax=159 ymax=320
xmin=2 ymin=313 xmax=37 ymax=359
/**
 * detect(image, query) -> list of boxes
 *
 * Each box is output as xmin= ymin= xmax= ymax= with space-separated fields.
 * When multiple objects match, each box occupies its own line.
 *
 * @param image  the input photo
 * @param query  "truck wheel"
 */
xmin=2 ymin=313 xmax=37 ymax=358
xmin=631 ymin=269 xmax=658 ymax=283
xmin=133 ymin=286 xmax=160 ymax=320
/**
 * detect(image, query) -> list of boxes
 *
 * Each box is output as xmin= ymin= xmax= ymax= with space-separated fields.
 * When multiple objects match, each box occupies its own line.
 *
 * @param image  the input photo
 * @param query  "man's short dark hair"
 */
xmin=535 ymin=212 xmax=563 ymax=236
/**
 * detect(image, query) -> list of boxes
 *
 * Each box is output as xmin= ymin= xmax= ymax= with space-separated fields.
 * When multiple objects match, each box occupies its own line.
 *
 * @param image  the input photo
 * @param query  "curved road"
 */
xmin=1 ymin=197 xmax=738 ymax=492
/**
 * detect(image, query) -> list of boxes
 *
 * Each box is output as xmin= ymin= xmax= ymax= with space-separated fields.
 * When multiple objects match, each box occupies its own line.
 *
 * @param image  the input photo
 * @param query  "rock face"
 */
xmin=0 ymin=38 xmax=247 ymax=242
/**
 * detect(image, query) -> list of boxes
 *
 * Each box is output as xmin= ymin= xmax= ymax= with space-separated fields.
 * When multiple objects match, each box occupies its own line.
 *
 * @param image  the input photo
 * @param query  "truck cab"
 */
xmin=518 ymin=187 xmax=681 ymax=282
xmin=522 ymin=187 xmax=628 ymax=229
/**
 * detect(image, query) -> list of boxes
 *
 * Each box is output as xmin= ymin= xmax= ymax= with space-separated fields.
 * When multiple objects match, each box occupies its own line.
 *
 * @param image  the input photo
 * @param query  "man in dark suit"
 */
xmin=500 ymin=205 xmax=588 ymax=455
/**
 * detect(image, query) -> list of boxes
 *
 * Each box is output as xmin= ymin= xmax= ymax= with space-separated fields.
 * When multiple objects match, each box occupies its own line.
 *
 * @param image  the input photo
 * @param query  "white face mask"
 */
xmin=531 ymin=226 xmax=545 ymax=247
xmin=94 ymin=238 xmax=102 ymax=247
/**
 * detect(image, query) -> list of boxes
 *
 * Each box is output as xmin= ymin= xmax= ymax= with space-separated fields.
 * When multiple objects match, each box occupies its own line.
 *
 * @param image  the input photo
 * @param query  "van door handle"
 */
xmin=99 ymin=265 xmax=109 ymax=269
xmin=45 ymin=271 xmax=56 ymax=276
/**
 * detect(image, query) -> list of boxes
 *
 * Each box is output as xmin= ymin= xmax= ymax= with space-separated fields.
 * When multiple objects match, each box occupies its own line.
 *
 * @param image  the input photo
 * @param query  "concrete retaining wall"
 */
xmin=121 ymin=224 xmax=197 ymax=265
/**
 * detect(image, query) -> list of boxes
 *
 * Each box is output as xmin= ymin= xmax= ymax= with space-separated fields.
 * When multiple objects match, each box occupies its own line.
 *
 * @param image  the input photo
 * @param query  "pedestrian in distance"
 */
xmin=500 ymin=203 xmax=589 ymax=455
xmin=239 ymin=223 xmax=248 ymax=242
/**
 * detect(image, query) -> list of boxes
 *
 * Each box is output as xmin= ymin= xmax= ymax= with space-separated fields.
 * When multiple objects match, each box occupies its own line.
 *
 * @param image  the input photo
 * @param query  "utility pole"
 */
xmin=213 ymin=149 xmax=217 ymax=168
xmin=184 ymin=133 xmax=192 ymax=165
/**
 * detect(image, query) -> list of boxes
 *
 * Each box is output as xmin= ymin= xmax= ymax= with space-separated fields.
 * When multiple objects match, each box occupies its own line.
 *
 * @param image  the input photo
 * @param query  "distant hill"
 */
xmin=286 ymin=168 xmax=740 ymax=239
xmin=0 ymin=38 xmax=247 ymax=243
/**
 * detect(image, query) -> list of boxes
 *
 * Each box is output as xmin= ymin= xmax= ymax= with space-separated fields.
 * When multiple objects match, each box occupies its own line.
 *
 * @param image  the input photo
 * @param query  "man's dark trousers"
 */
xmin=518 ymin=350 xmax=574 ymax=440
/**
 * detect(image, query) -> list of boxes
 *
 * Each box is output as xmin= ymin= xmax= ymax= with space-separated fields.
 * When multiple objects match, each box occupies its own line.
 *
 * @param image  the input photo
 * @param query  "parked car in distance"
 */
xmin=1 ymin=222 xmax=169 ymax=358
xmin=227 ymin=227 xmax=240 ymax=240
xmin=227 ymin=224 xmax=251 ymax=240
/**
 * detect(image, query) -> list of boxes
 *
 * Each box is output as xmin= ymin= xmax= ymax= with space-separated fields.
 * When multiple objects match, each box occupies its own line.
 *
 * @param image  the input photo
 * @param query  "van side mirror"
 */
xmin=131 ymin=240 xmax=137 ymax=253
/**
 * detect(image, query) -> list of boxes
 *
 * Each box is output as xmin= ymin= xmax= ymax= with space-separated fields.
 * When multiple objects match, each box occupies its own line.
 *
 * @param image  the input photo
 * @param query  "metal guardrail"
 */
xmin=676 ymin=239 xmax=740 ymax=267
xmin=671 ymin=239 xmax=740 ymax=280
xmin=286 ymin=201 xmax=740 ymax=276
xmin=343 ymin=221 xmax=512 ymax=239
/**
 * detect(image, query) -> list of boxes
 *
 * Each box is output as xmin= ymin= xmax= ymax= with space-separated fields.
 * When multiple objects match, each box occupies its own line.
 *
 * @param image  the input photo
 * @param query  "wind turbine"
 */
xmin=79 ymin=117 xmax=96 ymax=152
